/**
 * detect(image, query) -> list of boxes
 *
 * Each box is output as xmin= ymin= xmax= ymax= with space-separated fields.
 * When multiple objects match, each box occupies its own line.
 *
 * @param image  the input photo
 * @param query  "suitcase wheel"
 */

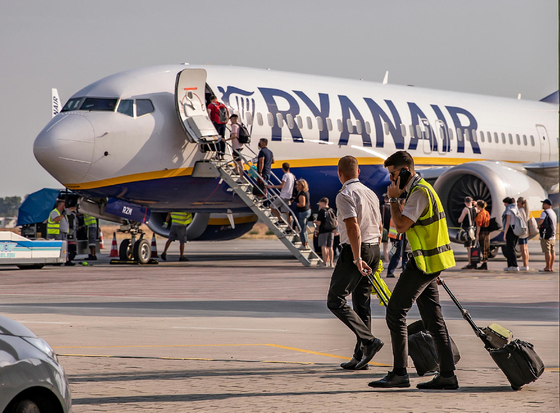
xmin=511 ymin=385 xmax=521 ymax=391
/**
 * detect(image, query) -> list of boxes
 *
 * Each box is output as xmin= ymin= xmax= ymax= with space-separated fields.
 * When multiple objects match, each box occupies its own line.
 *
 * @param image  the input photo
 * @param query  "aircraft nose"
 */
xmin=34 ymin=114 xmax=95 ymax=184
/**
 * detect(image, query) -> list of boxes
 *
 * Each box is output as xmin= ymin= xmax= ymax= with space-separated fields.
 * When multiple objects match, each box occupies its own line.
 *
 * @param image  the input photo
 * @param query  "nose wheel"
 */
xmin=113 ymin=221 xmax=157 ymax=265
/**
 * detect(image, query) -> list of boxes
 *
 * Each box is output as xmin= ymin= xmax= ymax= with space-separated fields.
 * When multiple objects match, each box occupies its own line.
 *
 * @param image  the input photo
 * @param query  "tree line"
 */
xmin=0 ymin=196 xmax=22 ymax=216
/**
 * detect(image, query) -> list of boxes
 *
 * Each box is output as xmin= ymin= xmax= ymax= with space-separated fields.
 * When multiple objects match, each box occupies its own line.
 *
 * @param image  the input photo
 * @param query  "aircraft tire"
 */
xmin=119 ymin=239 xmax=133 ymax=261
xmin=133 ymin=239 xmax=151 ymax=264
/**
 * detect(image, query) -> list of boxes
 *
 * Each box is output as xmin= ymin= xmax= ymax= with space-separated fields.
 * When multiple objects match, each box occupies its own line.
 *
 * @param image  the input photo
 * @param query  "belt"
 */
xmin=341 ymin=241 xmax=379 ymax=248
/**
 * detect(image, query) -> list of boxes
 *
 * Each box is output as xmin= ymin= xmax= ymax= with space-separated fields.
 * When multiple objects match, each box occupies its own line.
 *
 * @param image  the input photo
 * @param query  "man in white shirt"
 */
xmin=269 ymin=163 xmax=295 ymax=229
xmin=538 ymin=199 xmax=557 ymax=272
xmin=327 ymin=156 xmax=384 ymax=371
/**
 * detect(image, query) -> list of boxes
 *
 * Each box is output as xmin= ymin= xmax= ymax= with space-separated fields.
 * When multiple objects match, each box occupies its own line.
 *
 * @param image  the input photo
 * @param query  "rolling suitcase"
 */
xmin=437 ymin=277 xmax=545 ymax=390
xmin=407 ymin=319 xmax=461 ymax=376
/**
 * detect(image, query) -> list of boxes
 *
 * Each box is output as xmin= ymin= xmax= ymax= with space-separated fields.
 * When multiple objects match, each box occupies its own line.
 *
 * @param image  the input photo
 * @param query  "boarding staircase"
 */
xmin=195 ymin=144 xmax=322 ymax=267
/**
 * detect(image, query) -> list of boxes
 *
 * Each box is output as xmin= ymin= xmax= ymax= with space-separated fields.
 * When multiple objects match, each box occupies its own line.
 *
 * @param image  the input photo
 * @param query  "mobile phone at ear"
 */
xmin=398 ymin=168 xmax=411 ymax=190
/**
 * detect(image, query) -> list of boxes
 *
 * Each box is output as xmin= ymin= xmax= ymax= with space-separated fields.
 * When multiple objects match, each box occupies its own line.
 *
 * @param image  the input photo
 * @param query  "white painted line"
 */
xmin=16 ymin=321 xmax=71 ymax=324
xmin=172 ymin=327 xmax=288 ymax=332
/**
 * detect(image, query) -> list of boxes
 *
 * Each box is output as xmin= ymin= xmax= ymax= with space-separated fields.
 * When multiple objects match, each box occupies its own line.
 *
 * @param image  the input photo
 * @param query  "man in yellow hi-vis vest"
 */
xmin=47 ymin=199 xmax=76 ymax=266
xmin=369 ymin=151 xmax=457 ymax=391
xmin=160 ymin=212 xmax=193 ymax=262
xmin=83 ymin=214 xmax=98 ymax=260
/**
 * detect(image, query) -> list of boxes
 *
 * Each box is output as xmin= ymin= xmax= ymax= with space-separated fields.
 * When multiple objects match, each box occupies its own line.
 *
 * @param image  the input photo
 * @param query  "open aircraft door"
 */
xmin=175 ymin=69 xmax=218 ymax=144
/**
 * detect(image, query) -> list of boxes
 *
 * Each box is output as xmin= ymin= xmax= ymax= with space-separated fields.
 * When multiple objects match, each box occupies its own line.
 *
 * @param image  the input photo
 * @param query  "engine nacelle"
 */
xmin=147 ymin=212 xmax=258 ymax=241
xmin=433 ymin=161 xmax=548 ymax=241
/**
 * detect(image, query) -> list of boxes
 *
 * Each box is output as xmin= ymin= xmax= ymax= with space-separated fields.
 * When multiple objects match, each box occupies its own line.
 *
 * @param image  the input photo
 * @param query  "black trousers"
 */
xmin=213 ymin=122 xmax=226 ymax=154
xmin=327 ymin=243 xmax=380 ymax=359
xmin=505 ymin=230 xmax=519 ymax=268
xmin=386 ymin=258 xmax=455 ymax=372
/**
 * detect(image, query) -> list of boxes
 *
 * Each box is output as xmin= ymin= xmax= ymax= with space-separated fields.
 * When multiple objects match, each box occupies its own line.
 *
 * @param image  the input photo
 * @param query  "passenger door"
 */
xmin=535 ymin=125 xmax=550 ymax=162
xmin=175 ymin=69 xmax=218 ymax=144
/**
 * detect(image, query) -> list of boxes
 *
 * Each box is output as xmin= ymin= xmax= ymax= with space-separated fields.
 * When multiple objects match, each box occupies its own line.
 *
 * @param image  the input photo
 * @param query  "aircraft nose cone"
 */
xmin=34 ymin=114 xmax=95 ymax=184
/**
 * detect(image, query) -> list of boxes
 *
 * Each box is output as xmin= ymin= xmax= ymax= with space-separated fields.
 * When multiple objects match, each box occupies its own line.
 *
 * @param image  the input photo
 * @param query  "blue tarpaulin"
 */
xmin=17 ymin=188 xmax=61 ymax=226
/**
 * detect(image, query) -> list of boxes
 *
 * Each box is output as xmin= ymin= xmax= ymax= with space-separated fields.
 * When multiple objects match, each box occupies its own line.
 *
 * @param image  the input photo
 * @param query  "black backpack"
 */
xmin=323 ymin=208 xmax=338 ymax=231
xmin=237 ymin=123 xmax=251 ymax=144
xmin=539 ymin=211 xmax=554 ymax=240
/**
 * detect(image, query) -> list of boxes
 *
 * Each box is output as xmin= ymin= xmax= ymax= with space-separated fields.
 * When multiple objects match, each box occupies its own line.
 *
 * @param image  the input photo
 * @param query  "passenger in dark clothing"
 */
xmin=295 ymin=179 xmax=311 ymax=250
xmin=257 ymin=138 xmax=274 ymax=182
xmin=380 ymin=194 xmax=391 ymax=263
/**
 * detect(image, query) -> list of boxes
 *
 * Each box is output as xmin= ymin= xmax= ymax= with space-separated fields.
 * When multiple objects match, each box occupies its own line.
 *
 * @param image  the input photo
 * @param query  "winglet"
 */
xmin=382 ymin=71 xmax=389 ymax=85
xmin=540 ymin=90 xmax=558 ymax=104
xmin=52 ymin=88 xmax=61 ymax=118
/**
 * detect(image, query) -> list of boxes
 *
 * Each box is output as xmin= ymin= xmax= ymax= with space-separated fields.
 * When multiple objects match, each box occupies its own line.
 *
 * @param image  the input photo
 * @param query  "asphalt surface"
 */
xmin=0 ymin=239 xmax=558 ymax=412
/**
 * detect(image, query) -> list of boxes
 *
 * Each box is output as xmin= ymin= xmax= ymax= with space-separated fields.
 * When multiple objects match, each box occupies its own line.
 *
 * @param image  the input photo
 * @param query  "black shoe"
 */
xmin=179 ymin=256 xmax=189 ymax=262
xmin=368 ymin=371 xmax=410 ymax=388
xmin=90 ymin=255 xmax=97 ymax=260
xmin=417 ymin=373 xmax=459 ymax=390
xmin=64 ymin=261 xmax=75 ymax=266
xmin=386 ymin=273 xmax=395 ymax=278
xmin=462 ymin=264 xmax=474 ymax=269
xmin=161 ymin=252 xmax=167 ymax=261
xmin=85 ymin=255 xmax=97 ymax=261
xmin=354 ymin=338 xmax=384 ymax=370
xmin=476 ymin=263 xmax=488 ymax=270
xmin=340 ymin=358 xmax=369 ymax=370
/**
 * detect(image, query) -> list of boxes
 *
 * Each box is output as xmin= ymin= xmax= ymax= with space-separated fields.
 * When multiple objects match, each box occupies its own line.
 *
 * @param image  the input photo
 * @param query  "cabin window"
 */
xmin=276 ymin=113 xmax=284 ymax=128
xmin=136 ymin=99 xmax=154 ymax=117
xmin=346 ymin=119 xmax=353 ymax=131
xmin=326 ymin=117 xmax=333 ymax=131
xmin=316 ymin=116 xmax=324 ymax=131
xmin=448 ymin=127 xmax=454 ymax=140
xmin=530 ymin=135 xmax=535 ymax=146
xmin=479 ymin=131 xmax=484 ymax=143
xmin=523 ymin=135 xmax=527 ymax=146
xmin=464 ymin=129 xmax=470 ymax=142
xmin=337 ymin=119 xmax=343 ymax=132
xmin=410 ymin=125 xmax=415 ymax=138
xmin=508 ymin=133 xmax=513 ymax=144
xmin=472 ymin=130 xmax=477 ymax=143
xmin=400 ymin=124 xmax=407 ymax=137
xmin=457 ymin=128 xmax=463 ymax=141
xmin=286 ymin=114 xmax=294 ymax=129
xmin=356 ymin=120 xmax=363 ymax=134
xmin=487 ymin=131 xmax=491 ymax=143
xmin=501 ymin=133 xmax=506 ymax=144
xmin=267 ymin=113 xmax=274 ymax=127
xmin=516 ymin=134 xmax=521 ymax=145
xmin=365 ymin=121 xmax=372 ymax=134
xmin=383 ymin=122 xmax=390 ymax=135
xmin=307 ymin=116 xmax=313 ymax=130
xmin=417 ymin=125 xmax=423 ymax=139
xmin=117 ymin=99 xmax=133 ymax=117
xmin=256 ymin=112 xmax=264 ymax=126
xmin=296 ymin=115 xmax=303 ymax=129
xmin=245 ymin=112 xmax=253 ymax=126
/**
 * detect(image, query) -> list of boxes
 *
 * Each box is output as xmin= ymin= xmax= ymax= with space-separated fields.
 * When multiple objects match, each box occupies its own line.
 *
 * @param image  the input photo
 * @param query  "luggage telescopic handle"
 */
xmin=437 ymin=277 xmax=488 ymax=342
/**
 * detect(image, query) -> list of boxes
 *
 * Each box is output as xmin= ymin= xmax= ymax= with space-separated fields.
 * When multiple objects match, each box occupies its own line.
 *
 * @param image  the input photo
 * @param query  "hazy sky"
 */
xmin=0 ymin=0 xmax=557 ymax=198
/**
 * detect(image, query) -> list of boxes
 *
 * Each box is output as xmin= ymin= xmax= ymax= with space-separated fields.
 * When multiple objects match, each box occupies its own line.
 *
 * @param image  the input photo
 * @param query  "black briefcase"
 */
xmin=489 ymin=339 xmax=545 ymax=391
xmin=407 ymin=320 xmax=461 ymax=376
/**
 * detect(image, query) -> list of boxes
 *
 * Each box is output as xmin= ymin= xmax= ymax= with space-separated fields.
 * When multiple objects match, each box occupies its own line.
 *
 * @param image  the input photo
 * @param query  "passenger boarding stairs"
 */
xmin=205 ymin=146 xmax=322 ymax=267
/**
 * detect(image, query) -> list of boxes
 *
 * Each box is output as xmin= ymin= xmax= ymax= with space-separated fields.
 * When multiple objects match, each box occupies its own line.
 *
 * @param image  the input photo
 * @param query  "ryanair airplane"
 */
xmin=33 ymin=64 xmax=558 ymax=256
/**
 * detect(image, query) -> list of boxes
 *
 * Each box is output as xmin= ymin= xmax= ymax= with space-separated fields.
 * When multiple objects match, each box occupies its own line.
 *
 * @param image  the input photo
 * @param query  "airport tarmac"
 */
xmin=0 ymin=239 xmax=558 ymax=412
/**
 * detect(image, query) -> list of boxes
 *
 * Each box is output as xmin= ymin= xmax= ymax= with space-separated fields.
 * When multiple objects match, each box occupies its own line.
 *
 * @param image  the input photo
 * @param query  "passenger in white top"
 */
xmin=225 ymin=114 xmax=244 ymax=177
xmin=538 ymin=198 xmax=557 ymax=272
xmin=268 ymin=162 xmax=296 ymax=229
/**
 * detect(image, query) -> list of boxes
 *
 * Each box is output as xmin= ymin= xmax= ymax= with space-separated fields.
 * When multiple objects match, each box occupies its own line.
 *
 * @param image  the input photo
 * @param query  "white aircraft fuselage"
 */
xmin=33 ymin=65 xmax=558 ymax=234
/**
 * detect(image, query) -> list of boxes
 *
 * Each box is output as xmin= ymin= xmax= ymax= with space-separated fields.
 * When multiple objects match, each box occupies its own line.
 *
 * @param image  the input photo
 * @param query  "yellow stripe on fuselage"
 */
xmin=63 ymin=156 xmax=524 ymax=190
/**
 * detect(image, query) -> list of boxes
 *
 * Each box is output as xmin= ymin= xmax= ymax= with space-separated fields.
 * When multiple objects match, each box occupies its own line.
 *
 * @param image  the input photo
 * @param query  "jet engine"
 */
xmin=433 ymin=161 xmax=548 ymax=241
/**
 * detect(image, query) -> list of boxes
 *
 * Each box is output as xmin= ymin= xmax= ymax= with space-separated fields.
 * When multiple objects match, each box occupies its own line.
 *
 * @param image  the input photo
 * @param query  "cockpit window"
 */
xmin=61 ymin=98 xmax=84 ymax=112
xmin=117 ymin=99 xmax=134 ymax=117
xmin=136 ymin=99 xmax=154 ymax=117
xmin=81 ymin=98 xmax=118 ymax=112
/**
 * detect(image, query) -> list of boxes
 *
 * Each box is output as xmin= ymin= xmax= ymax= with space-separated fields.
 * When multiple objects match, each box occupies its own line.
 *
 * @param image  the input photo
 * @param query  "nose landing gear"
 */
xmin=112 ymin=221 xmax=158 ymax=265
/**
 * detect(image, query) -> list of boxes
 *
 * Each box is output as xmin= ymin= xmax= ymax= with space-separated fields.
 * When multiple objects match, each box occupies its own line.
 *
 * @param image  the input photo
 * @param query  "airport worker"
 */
xmin=294 ymin=179 xmax=312 ymax=251
xmin=225 ymin=114 xmax=244 ymax=178
xmin=314 ymin=197 xmax=336 ymax=267
xmin=458 ymin=196 xmax=477 ymax=269
xmin=257 ymin=138 xmax=274 ymax=183
xmin=380 ymin=194 xmax=391 ymax=263
xmin=501 ymin=197 xmax=519 ymax=271
xmin=47 ymin=200 xmax=76 ymax=266
xmin=327 ymin=155 xmax=384 ymax=371
xmin=161 ymin=211 xmax=193 ymax=262
xmin=537 ymin=198 xmax=557 ymax=272
xmin=386 ymin=198 xmax=407 ymax=278
xmin=83 ymin=214 xmax=98 ymax=260
xmin=369 ymin=150 xmax=458 ymax=389
xmin=474 ymin=200 xmax=491 ymax=271
xmin=207 ymin=95 xmax=229 ymax=159
xmin=516 ymin=197 xmax=530 ymax=271
xmin=268 ymin=162 xmax=296 ymax=230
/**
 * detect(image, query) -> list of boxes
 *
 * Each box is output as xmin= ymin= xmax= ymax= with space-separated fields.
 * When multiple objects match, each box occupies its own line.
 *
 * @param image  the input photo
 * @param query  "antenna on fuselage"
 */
xmin=382 ymin=71 xmax=389 ymax=85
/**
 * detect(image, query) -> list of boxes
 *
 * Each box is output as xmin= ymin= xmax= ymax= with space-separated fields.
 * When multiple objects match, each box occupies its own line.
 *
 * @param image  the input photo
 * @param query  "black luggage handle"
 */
xmin=367 ymin=274 xmax=390 ymax=307
xmin=437 ymin=277 xmax=492 ymax=348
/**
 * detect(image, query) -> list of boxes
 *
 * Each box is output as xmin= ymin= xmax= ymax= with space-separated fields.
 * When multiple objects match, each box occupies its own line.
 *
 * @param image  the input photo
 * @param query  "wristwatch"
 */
xmin=389 ymin=197 xmax=399 ymax=203
xmin=353 ymin=257 xmax=363 ymax=265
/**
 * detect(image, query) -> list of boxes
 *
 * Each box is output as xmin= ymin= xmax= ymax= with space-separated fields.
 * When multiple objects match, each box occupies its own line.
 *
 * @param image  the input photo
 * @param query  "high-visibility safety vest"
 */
xmin=405 ymin=178 xmax=455 ymax=274
xmin=84 ymin=214 xmax=97 ymax=227
xmin=170 ymin=212 xmax=193 ymax=226
xmin=47 ymin=208 xmax=61 ymax=235
xmin=388 ymin=218 xmax=401 ymax=240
